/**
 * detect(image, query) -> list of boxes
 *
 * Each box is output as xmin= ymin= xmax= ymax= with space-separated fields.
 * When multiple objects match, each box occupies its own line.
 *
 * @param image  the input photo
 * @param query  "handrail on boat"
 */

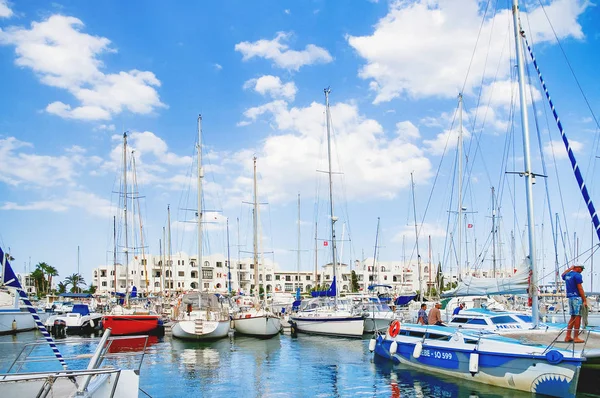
xmin=3 ymin=334 xmax=150 ymax=376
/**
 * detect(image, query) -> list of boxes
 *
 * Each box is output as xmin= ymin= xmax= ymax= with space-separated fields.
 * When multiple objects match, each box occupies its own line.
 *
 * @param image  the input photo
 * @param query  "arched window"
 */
xmin=266 ymin=274 xmax=272 ymax=281
xmin=190 ymin=282 xmax=198 ymax=289
xmin=266 ymin=284 xmax=272 ymax=292
xmin=154 ymin=282 xmax=160 ymax=288
xmin=204 ymin=261 xmax=210 ymax=267
xmin=305 ymin=285 xmax=311 ymax=291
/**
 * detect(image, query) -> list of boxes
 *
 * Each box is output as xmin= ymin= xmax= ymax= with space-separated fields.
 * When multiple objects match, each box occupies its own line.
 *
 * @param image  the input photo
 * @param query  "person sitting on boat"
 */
xmin=428 ymin=303 xmax=444 ymax=326
xmin=452 ymin=302 xmax=464 ymax=315
xmin=562 ymin=264 xmax=587 ymax=343
xmin=417 ymin=303 xmax=428 ymax=325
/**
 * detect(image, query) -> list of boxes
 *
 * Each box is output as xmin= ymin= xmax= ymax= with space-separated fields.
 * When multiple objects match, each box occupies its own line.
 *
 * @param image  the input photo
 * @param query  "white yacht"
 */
xmin=171 ymin=292 xmax=230 ymax=340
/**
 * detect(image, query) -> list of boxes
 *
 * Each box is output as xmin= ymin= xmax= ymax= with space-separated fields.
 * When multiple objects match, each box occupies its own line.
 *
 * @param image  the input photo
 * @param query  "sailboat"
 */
xmin=171 ymin=115 xmax=230 ymax=341
xmin=371 ymin=2 xmax=600 ymax=397
xmin=232 ymin=157 xmax=282 ymax=338
xmin=289 ymin=88 xmax=365 ymax=338
xmin=101 ymin=132 xmax=163 ymax=336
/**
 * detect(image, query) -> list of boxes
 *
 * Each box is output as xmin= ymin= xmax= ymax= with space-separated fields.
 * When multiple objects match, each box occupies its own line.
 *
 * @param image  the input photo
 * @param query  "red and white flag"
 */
xmin=323 ymin=241 xmax=329 ymax=246
xmin=467 ymin=223 xmax=473 ymax=228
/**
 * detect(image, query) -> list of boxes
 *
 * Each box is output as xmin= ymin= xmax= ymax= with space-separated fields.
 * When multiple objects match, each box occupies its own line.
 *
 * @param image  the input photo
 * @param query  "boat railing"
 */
xmin=542 ymin=325 xmax=600 ymax=357
xmin=0 ymin=367 xmax=125 ymax=398
xmin=2 ymin=334 xmax=150 ymax=376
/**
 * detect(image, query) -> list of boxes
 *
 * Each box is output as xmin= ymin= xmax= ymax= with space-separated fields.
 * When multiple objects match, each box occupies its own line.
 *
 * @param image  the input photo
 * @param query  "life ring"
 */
xmin=389 ymin=320 xmax=401 ymax=338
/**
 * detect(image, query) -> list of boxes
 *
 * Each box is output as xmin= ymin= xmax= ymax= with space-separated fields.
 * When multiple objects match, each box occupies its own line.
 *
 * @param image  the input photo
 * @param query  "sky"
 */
xmin=1 ymin=0 xmax=600 ymax=291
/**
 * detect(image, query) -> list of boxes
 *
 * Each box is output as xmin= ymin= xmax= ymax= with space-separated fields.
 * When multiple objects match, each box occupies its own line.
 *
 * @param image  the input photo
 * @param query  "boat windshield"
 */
xmin=514 ymin=314 xmax=533 ymax=323
xmin=490 ymin=315 xmax=519 ymax=324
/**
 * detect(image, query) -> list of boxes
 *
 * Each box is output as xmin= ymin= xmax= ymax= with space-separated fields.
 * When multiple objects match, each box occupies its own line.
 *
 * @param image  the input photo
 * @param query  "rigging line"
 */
xmin=524 ymin=46 xmax=560 ymax=282
xmin=534 ymin=0 xmax=600 ymax=132
xmin=441 ymin=148 xmax=458 ymax=276
xmin=467 ymin=0 xmax=501 ymax=135
xmin=415 ymin=101 xmax=461 ymax=267
xmin=459 ymin=0 xmax=493 ymax=95
xmin=523 ymin=35 xmax=600 ymax=246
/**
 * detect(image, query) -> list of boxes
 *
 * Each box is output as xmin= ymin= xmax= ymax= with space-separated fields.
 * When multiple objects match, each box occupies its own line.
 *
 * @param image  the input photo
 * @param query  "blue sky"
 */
xmin=1 ymin=0 xmax=600 ymax=290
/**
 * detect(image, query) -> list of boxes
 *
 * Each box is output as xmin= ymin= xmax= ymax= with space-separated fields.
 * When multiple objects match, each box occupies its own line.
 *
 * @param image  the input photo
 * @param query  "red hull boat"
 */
xmin=102 ymin=314 xmax=164 ymax=336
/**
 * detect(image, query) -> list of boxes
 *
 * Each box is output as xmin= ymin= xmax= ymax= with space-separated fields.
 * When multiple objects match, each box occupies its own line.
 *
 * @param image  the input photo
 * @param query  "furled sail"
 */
xmin=441 ymin=258 xmax=530 ymax=297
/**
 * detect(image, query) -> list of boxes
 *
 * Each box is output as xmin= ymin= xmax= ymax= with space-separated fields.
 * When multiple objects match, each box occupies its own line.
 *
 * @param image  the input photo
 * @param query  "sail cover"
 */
xmin=441 ymin=262 xmax=529 ymax=298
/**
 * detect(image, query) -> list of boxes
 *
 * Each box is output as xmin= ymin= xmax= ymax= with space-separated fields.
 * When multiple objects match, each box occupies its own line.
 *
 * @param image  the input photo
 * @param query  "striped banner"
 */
xmin=1 ymin=247 xmax=68 ymax=369
xmin=524 ymin=37 xmax=600 ymax=244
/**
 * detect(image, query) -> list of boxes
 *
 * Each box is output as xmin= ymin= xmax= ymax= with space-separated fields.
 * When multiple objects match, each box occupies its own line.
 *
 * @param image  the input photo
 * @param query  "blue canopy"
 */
xmin=131 ymin=286 xmax=137 ymax=298
xmin=394 ymin=294 xmax=416 ymax=306
xmin=367 ymin=284 xmax=393 ymax=290
xmin=72 ymin=304 xmax=90 ymax=316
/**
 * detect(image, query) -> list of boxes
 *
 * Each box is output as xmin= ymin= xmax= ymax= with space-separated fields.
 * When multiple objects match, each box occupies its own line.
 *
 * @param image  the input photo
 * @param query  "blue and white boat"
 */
xmin=372 ymin=323 xmax=594 ymax=397
xmin=372 ymin=1 xmax=600 ymax=396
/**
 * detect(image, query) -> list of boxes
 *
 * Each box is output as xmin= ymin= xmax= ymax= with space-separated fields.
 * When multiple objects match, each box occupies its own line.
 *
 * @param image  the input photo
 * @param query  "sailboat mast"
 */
xmin=123 ymin=132 xmax=130 ymax=306
xmin=457 ymin=94 xmax=463 ymax=282
xmin=297 ymin=194 xmax=301 ymax=293
xmin=324 ymin=87 xmax=338 ymax=306
xmin=512 ymin=0 xmax=539 ymax=326
xmin=113 ymin=216 xmax=117 ymax=297
xmin=168 ymin=205 xmax=172 ymax=292
xmin=411 ymin=172 xmax=423 ymax=301
xmin=252 ymin=157 xmax=259 ymax=296
xmin=371 ymin=217 xmax=380 ymax=287
xmin=314 ymin=222 xmax=318 ymax=287
xmin=492 ymin=186 xmax=497 ymax=277
xmin=227 ymin=218 xmax=232 ymax=294
xmin=197 ymin=115 xmax=204 ymax=292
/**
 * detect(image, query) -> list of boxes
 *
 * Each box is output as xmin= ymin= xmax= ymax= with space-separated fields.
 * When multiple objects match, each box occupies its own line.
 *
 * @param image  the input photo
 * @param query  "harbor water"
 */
xmin=1 ymin=331 xmax=599 ymax=397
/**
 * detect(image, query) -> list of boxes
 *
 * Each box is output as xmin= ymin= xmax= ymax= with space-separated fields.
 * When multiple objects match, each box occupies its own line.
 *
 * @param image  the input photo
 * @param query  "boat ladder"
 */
xmin=194 ymin=319 xmax=204 ymax=334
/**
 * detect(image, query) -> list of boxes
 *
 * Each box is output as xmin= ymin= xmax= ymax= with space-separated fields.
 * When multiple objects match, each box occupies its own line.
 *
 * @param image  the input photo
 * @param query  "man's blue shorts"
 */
xmin=569 ymin=297 xmax=583 ymax=316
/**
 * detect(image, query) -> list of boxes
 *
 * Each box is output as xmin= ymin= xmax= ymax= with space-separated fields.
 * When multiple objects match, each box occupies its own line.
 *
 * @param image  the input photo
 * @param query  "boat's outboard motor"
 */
xmin=53 ymin=319 xmax=67 ymax=338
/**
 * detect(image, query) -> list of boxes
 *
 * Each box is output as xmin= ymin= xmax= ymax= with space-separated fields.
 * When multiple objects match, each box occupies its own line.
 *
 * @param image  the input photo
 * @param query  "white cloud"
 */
xmin=214 ymin=63 xmax=222 ymax=70
xmin=0 ymin=0 xmax=13 ymax=18
xmin=96 ymin=124 xmax=116 ymax=131
xmin=243 ymin=75 xmax=297 ymax=101
xmin=1 ymin=190 xmax=115 ymax=218
xmin=347 ymin=0 xmax=589 ymax=103
xmin=284 ymin=9 xmax=291 ymax=15
xmin=0 ymin=15 xmax=165 ymax=121
xmin=543 ymin=139 xmax=582 ymax=160
xmin=235 ymin=31 xmax=333 ymax=71
xmin=392 ymin=222 xmax=447 ymax=242
xmin=480 ymin=80 xmax=541 ymax=110
xmin=424 ymin=126 xmax=470 ymax=156
xmin=396 ymin=121 xmax=420 ymax=141
xmin=231 ymin=98 xmax=432 ymax=203
xmin=0 ymin=136 xmax=83 ymax=187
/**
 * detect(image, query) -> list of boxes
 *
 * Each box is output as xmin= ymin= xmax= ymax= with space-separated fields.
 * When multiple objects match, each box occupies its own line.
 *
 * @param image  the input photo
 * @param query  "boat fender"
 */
xmin=545 ymin=350 xmax=564 ymax=365
xmin=388 ymin=320 xmax=401 ymax=338
xmin=412 ymin=342 xmax=422 ymax=358
xmin=369 ymin=338 xmax=377 ymax=352
xmin=390 ymin=341 xmax=398 ymax=355
xmin=90 ymin=320 xmax=95 ymax=328
xmin=469 ymin=353 xmax=479 ymax=374
xmin=290 ymin=321 xmax=298 ymax=337
xmin=11 ymin=319 xmax=17 ymax=331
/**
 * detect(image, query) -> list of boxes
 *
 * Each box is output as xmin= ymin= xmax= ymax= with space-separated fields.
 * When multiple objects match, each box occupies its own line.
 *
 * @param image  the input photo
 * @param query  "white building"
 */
xmin=91 ymin=252 xmax=444 ymax=296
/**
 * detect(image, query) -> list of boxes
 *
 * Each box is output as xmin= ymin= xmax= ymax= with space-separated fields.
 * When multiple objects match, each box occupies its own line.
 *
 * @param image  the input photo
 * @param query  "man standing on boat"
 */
xmin=417 ymin=303 xmax=428 ymax=325
xmin=562 ymin=264 xmax=587 ymax=343
xmin=452 ymin=302 xmax=464 ymax=315
xmin=428 ymin=303 xmax=443 ymax=326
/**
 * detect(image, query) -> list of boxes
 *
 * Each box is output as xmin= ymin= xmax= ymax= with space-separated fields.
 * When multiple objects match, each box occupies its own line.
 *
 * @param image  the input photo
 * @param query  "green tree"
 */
xmin=56 ymin=282 xmax=67 ymax=294
xmin=45 ymin=265 xmax=59 ymax=294
xmin=350 ymin=271 xmax=360 ymax=293
xmin=30 ymin=268 xmax=45 ymax=295
xmin=85 ymin=284 xmax=97 ymax=294
xmin=65 ymin=273 xmax=86 ymax=293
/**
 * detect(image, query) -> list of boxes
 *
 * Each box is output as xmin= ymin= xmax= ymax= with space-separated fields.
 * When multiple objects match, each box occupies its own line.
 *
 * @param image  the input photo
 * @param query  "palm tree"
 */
xmin=65 ymin=273 xmax=86 ymax=293
xmin=45 ymin=265 xmax=59 ymax=293
xmin=30 ymin=268 xmax=45 ymax=294
xmin=35 ymin=262 xmax=52 ymax=294
xmin=56 ymin=282 xmax=67 ymax=294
